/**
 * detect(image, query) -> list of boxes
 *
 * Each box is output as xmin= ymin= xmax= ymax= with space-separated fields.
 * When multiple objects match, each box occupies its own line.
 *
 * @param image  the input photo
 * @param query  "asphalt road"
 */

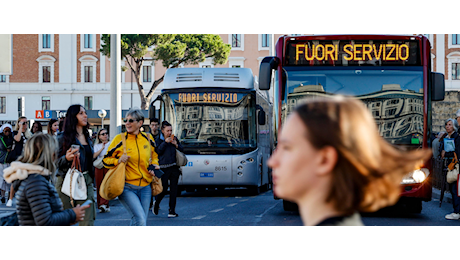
xmin=2 ymin=188 xmax=460 ymax=226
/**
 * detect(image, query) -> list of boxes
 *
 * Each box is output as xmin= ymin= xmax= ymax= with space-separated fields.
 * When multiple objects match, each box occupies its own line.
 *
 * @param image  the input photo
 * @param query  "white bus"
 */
xmin=152 ymin=68 xmax=273 ymax=194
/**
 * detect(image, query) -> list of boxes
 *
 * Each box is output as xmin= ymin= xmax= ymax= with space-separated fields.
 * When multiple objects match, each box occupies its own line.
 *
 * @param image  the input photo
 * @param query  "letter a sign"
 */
xmin=36 ymin=110 xmax=44 ymax=119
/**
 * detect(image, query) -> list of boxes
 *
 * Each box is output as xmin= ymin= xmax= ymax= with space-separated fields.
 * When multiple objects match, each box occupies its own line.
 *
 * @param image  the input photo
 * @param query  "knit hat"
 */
xmin=0 ymin=123 xmax=13 ymax=134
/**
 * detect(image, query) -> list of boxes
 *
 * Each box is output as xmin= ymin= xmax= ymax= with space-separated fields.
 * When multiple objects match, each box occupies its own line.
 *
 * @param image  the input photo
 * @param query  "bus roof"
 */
xmin=163 ymin=68 xmax=254 ymax=90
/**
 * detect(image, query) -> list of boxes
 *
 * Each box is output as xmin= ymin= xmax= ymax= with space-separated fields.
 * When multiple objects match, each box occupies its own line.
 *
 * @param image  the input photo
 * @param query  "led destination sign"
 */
xmin=286 ymin=39 xmax=420 ymax=66
xmin=177 ymin=92 xmax=240 ymax=103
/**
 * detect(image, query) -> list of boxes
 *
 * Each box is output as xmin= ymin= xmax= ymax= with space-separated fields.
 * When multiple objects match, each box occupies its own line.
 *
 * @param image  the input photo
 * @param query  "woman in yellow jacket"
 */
xmin=103 ymin=108 xmax=159 ymax=226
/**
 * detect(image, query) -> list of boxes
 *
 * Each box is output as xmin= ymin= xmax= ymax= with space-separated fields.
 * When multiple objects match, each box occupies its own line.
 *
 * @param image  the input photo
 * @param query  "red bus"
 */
xmin=259 ymin=35 xmax=445 ymax=212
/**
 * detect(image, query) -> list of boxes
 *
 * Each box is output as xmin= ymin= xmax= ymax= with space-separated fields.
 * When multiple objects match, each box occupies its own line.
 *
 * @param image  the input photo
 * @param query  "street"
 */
xmin=2 ymin=188 xmax=460 ymax=226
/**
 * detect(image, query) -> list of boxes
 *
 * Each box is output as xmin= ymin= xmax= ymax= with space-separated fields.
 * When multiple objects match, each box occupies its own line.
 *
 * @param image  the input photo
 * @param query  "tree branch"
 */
xmin=146 ymin=74 xmax=165 ymax=100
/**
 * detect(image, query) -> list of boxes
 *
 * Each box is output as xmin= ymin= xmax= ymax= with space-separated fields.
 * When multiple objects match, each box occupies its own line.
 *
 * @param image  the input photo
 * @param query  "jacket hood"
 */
xmin=3 ymin=161 xmax=50 ymax=184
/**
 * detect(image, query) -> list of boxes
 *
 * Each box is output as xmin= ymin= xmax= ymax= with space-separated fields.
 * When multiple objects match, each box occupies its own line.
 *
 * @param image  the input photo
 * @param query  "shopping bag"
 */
xmin=61 ymin=156 xmax=87 ymax=207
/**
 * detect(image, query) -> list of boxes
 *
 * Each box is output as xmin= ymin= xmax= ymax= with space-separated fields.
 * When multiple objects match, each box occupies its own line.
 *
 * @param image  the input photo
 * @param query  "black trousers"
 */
xmin=155 ymin=166 xmax=181 ymax=213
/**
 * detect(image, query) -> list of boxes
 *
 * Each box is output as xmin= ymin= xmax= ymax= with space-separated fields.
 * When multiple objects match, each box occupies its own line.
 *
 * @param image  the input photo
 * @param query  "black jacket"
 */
xmin=156 ymin=136 xmax=184 ymax=168
xmin=0 ymin=133 xmax=14 ymax=164
xmin=439 ymin=131 xmax=460 ymax=158
xmin=15 ymin=174 xmax=76 ymax=226
xmin=56 ymin=132 xmax=94 ymax=180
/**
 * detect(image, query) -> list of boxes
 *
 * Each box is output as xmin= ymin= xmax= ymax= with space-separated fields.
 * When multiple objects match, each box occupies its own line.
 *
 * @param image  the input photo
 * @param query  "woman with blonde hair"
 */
xmin=268 ymin=96 xmax=431 ymax=226
xmin=3 ymin=133 xmax=89 ymax=225
xmin=93 ymin=128 xmax=111 ymax=213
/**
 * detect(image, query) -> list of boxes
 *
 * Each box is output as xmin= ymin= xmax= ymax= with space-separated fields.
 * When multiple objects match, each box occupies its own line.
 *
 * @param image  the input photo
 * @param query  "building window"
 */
xmin=143 ymin=65 xmax=151 ymax=82
xmin=43 ymin=66 xmax=51 ymax=83
xmin=84 ymin=66 xmax=93 ymax=82
xmin=232 ymin=34 xmax=241 ymax=48
xmin=80 ymin=34 xmax=96 ymax=52
xmin=42 ymin=96 xmax=50 ymax=110
xmin=84 ymin=96 xmax=93 ymax=110
xmin=39 ymin=34 xmax=54 ymax=52
xmin=453 ymin=63 xmax=460 ymax=80
xmin=0 ymin=97 xmax=5 ymax=114
xmin=453 ymin=34 xmax=460 ymax=45
xmin=261 ymin=34 xmax=269 ymax=47
xmin=84 ymin=34 xmax=92 ymax=48
xmin=43 ymin=34 xmax=51 ymax=49
xmin=232 ymin=65 xmax=241 ymax=68
xmin=0 ymin=75 xmax=6 ymax=83
xmin=37 ymin=55 xmax=56 ymax=83
xmin=202 ymin=65 xmax=211 ymax=68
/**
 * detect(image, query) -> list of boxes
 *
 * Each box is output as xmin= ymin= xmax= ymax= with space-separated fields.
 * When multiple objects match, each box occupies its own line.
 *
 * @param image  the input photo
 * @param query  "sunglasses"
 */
xmin=123 ymin=118 xmax=138 ymax=123
xmin=100 ymin=132 xmax=108 ymax=136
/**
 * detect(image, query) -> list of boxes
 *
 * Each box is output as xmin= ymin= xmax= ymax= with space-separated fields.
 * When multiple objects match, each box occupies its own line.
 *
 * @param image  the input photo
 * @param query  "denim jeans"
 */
xmin=118 ymin=183 xmax=151 ymax=226
xmin=450 ymin=181 xmax=460 ymax=213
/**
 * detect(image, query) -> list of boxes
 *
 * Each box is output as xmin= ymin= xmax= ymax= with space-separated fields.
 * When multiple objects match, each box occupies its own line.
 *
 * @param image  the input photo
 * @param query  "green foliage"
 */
xmin=100 ymin=34 xmax=230 ymax=67
xmin=99 ymin=34 xmax=231 ymax=109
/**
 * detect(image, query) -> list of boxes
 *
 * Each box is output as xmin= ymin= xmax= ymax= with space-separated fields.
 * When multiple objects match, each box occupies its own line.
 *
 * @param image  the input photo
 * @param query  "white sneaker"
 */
xmin=445 ymin=213 xmax=460 ymax=220
xmin=6 ymin=199 xmax=13 ymax=207
xmin=99 ymin=204 xmax=108 ymax=213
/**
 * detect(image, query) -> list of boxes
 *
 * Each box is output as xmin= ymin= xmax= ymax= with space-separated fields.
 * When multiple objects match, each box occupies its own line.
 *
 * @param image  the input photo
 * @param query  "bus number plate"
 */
xmin=200 ymin=172 xmax=214 ymax=178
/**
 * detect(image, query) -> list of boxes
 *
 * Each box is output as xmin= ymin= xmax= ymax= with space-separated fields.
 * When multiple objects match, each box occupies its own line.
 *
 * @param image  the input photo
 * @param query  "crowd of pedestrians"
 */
xmin=0 ymin=103 xmax=183 ymax=226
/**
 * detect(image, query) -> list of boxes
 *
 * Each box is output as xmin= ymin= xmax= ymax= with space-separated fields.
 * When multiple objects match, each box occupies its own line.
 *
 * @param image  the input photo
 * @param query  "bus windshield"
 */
xmin=282 ymin=67 xmax=424 ymax=146
xmin=163 ymin=91 xmax=257 ymax=155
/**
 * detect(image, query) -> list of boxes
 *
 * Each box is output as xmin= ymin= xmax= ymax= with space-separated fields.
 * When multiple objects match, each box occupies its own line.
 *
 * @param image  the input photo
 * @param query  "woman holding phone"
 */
xmin=152 ymin=121 xmax=184 ymax=218
xmin=55 ymin=104 xmax=96 ymax=226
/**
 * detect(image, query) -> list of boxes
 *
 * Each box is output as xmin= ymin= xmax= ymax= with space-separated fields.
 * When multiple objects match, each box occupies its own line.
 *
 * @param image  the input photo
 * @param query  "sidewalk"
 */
xmin=432 ymin=187 xmax=452 ymax=203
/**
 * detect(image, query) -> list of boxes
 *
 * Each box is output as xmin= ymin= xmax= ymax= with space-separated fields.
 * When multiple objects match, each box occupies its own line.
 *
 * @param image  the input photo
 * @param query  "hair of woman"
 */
xmin=126 ymin=107 xmax=145 ymax=123
xmin=31 ymin=121 xmax=43 ymax=134
xmin=445 ymin=118 xmax=458 ymax=132
xmin=17 ymin=133 xmax=57 ymax=174
xmin=294 ymin=96 xmax=431 ymax=215
xmin=94 ymin=128 xmax=109 ymax=145
xmin=14 ymin=116 xmax=32 ymax=139
xmin=60 ymin=105 xmax=89 ymax=157
xmin=47 ymin=118 xmax=59 ymax=135
xmin=161 ymin=121 xmax=171 ymax=130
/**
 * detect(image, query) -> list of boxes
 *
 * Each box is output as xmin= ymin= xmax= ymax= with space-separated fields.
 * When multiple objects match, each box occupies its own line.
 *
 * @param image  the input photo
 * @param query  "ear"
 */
xmin=316 ymin=146 xmax=338 ymax=176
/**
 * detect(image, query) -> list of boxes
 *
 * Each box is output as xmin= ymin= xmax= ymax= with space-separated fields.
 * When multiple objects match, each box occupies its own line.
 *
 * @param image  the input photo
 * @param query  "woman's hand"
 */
xmin=118 ymin=154 xmax=130 ymax=164
xmin=441 ymin=150 xmax=446 ymax=159
xmin=148 ymin=170 xmax=155 ymax=177
xmin=72 ymin=204 xmax=91 ymax=223
xmin=165 ymin=137 xmax=172 ymax=143
xmin=171 ymin=138 xmax=178 ymax=148
xmin=65 ymin=148 xmax=79 ymax=162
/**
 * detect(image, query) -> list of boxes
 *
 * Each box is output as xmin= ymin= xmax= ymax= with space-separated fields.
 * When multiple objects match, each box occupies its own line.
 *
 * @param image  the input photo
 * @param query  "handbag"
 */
xmin=99 ymin=133 xmax=127 ymax=201
xmin=448 ymin=152 xmax=458 ymax=171
xmin=148 ymin=134 xmax=163 ymax=196
xmin=93 ymin=156 xmax=104 ymax=169
xmin=176 ymin=149 xmax=188 ymax=167
xmin=61 ymin=156 xmax=87 ymax=207
xmin=447 ymin=153 xmax=459 ymax=184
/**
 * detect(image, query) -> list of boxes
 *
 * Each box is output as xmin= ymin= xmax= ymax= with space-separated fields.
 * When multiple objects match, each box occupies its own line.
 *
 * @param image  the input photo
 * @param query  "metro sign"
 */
xmin=36 ymin=110 xmax=52 ymax=119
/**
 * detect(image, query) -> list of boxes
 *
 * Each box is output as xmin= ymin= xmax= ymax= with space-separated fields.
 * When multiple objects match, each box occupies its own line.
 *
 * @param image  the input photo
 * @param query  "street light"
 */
xmin=98 ymin=109 xmax=107 ymax=129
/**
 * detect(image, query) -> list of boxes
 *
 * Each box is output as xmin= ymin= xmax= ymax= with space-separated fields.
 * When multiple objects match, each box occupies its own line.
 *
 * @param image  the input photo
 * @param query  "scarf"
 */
xmin=3 ymin=161 xmax=50 ymax=184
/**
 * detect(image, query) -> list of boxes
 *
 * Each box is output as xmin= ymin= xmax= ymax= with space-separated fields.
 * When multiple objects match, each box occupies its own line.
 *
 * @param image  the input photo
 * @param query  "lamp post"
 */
xmin=98 ymin=109 xmax=107 ymax=129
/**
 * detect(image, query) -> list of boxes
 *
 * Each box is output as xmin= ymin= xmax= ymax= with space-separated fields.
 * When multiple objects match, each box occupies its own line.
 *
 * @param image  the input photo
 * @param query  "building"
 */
xmin=1 ymin=34 xmax=456 ymax=133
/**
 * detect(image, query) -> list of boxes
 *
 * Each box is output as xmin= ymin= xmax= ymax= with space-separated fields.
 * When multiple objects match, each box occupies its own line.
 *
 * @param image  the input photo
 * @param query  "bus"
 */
xmin=152 ymin=68 xmax=273 ymax=194
xmin=259 ymin=35 xmax=445 ymax=212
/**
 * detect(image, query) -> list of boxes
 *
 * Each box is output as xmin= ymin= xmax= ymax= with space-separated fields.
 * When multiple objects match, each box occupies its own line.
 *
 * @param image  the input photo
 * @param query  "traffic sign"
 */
xmin=44 ymin=110 xmax=52 ymax=119
xmin=36 ymin=110 xmax=44 ymax=119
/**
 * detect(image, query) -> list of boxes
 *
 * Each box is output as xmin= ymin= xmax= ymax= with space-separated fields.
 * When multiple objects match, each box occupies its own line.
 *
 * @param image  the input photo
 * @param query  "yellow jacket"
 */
xmin=103 ymin=132 xmax=159 ymax=187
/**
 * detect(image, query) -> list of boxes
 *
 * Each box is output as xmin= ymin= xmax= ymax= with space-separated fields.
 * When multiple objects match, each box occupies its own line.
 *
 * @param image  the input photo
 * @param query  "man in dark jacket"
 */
xmin=152 ymin=121 xmax=184 ymax=218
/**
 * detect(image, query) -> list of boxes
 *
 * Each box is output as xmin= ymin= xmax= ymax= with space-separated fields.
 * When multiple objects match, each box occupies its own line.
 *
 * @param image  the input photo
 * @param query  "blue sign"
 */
xmin=186 ymin=162 xmax=193 ymax=167
xmin=44 ymin=110 xmax=52 ymax=119
xmin=200 ymin=172 xmax=214 ymax=178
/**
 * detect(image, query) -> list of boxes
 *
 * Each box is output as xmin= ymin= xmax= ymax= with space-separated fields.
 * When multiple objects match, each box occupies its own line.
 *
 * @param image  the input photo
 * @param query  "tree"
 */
xmin=100 ymin=34 xmax=231 ymax=110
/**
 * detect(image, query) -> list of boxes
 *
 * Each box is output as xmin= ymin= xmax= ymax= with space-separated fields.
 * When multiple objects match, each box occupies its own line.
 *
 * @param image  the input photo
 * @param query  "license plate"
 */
xmin=200 ymin=172 xmax=214 ymax=178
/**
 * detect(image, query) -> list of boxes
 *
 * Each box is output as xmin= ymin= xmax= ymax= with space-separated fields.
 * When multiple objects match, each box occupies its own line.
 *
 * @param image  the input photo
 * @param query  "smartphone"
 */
xmin=171 ymin=134 xmax=175 ymax=140
xmin=71 ymin=144 xmax=80 ymax=152
xmin=80 ymin=200 xmax=92 ymax=207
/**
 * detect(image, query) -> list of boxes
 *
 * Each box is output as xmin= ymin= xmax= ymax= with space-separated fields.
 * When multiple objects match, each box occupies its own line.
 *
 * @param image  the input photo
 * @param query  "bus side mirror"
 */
xmin=431 ymin=72 xmax=445 ymax=101
xmin=148 ymin=95 xmax=163 ymax=119
xmin=258 ymin=110 xmax=266 ymax=125
xmin=259 ymin=57 xmax=279 ymax=90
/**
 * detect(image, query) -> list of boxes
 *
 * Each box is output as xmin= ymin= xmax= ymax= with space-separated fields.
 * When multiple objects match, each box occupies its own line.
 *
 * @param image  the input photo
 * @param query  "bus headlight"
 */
xmin=401 ymin=168 xmax=429 ymax=184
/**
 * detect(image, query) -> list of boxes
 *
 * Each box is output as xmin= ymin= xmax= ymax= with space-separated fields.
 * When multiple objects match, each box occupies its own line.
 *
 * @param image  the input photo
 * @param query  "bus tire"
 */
xmin=248 ymin=186 xmax=260 ymax=195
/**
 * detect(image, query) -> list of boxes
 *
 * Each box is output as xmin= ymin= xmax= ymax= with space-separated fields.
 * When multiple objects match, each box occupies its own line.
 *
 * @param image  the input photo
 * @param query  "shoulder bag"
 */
xmin=447 ymin=152 xmax=459 ymax=184
xmin=61 ymin=156 xmax=87 ymax=207
xmin=148 ymin=134 xmax=163 ymax=196
xmin=93 ymin=144 xmax=106 ymax=169
xmin=175 ymin=140 xmax=188 ymax=167
xmin=99 ymin=133 xmax=127 ymax=201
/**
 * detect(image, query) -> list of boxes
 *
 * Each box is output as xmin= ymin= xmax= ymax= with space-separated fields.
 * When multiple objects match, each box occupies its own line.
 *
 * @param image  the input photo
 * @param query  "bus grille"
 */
xmin=176 ymin=73 xmax=202 ymax=82
xmin=214 ymin=73 xmax=240 ymax=82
